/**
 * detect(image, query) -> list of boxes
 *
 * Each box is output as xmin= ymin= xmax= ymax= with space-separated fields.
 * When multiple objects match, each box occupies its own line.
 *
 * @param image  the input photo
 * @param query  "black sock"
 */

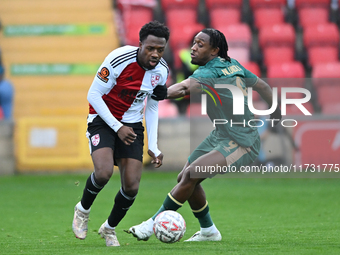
xmin=107 ymin=188 xmax=136 ymax=228
xmin=80 ymin=172 xmax=105 ymax=210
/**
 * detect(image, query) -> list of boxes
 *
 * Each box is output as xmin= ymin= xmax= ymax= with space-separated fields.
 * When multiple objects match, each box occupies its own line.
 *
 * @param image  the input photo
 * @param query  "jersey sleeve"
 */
xmin=87 ymin=53 xmax=122 ymax=132
xmin=145 ymin=95 xmax=161 ymax=157
xmin=235 ymin=60 xmax=259 ymax=87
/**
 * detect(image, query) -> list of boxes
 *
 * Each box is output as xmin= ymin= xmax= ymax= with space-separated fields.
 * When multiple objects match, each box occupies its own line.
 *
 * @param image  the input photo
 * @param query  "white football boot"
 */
xmin=72 ymin=203 xmax=90 ymax=240
xmin=184 ymin=229 xmax=222 ymax=242
xmin=127 ymin=218 xmax=154 ymax=241
xmin=98 ymin=220 xmax=120 ymax=246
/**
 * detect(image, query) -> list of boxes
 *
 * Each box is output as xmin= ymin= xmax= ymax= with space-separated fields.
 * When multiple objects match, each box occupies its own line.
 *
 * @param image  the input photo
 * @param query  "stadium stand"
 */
xmin=217 ymin=24 xmax=252 ymax=64
xmin=267 ymin=62 xmax=305 ymax=78
xmin=295 ymin=0 xmax=331 ymax=10
xmin=259 ymin=24 xmax=296 ymax=49
xmin=209 ymin=8 xmax=241 ymax=28
xmin=263 ymin=46 xmax=295 ymax=66
xmin=249 ymin=0 xmax=286 ymax=10
xmin=298 ymin=7 xmax=329 ymax=29
xmin=308 ymin=46 xmax=339 ymax=66
xmin=161 ymin=0 xmax=199 ymax=9
xmin=303 ymin=23 xmax=339 ymax=48
xmin=253 ymin=8 xmax=285 ymax=30
xmin=121 ymin=6 xmax=154 ymax=46
xmin=0 ymin=0 xmax=119 ymax=170
xmin=312 ymin=62 xmax=340 ymax=114
xmin=205 ymin=0 xmax=242 ymax=9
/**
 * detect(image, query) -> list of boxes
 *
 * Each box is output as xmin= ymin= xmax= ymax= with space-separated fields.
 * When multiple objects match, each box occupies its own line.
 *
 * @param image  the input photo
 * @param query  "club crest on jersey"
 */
xmin=91 ymin=134 xmax=100 ymax=146
xmin=151 ymin=74 xmax=160 ymax=87
xmin=97 ymin=67 xmax=110 ymax=83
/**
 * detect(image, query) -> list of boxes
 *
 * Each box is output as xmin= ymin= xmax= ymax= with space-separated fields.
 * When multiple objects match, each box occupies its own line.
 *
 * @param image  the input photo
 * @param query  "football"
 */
xmin=153 ymin=210 xmax=186 ymax=243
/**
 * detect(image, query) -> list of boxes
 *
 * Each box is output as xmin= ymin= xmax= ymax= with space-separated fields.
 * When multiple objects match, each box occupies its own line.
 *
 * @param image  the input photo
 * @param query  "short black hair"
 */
xmin=139 ymin=21 xmax=170 ymax=42
xmin=201 ymin=28 xmax=231 ymax=62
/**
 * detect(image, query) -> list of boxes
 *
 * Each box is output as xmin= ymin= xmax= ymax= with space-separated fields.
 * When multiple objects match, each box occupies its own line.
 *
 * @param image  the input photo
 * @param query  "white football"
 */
xmin=153 ymin=210 xmax=186 ymax=243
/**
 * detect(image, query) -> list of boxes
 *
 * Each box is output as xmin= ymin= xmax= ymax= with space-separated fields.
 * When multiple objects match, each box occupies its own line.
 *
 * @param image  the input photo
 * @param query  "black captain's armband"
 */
xmin=151 ymin=84 xmax=167 ymax=101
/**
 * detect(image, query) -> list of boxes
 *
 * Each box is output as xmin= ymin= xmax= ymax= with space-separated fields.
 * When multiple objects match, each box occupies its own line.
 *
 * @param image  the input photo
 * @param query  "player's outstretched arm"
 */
xmin=252 ymin=78 xmax=273 ymax=106
xmin=253 ymin=78 xmax=282 ymax=123
xmin=167 ymin=78 xmax=201 ymax=99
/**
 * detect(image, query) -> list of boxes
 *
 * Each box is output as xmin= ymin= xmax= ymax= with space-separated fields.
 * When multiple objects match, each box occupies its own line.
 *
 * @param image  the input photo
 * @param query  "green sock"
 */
xmin=152 ymin=193 xmax=183 ymax=220
xmin=192 ymin=202 xmax=213 ymax=228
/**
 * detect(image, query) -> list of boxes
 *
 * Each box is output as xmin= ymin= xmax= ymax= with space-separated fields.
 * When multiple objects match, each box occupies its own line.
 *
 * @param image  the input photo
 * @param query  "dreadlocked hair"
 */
xmin=201 ymin=28 xmax=231 ymax=62
xmin=139 ymin=20 xmax=170 ymax=42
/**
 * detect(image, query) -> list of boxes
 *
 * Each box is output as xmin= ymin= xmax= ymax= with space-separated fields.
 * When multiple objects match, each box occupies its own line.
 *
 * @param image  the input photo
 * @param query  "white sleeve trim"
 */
xmin=145 ymin=95 xmax=161 ymax=157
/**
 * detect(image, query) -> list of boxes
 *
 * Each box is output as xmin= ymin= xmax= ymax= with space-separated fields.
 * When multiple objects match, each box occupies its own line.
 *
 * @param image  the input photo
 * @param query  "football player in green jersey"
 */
xmin=127 ymin=28 xmax=281 ymax=242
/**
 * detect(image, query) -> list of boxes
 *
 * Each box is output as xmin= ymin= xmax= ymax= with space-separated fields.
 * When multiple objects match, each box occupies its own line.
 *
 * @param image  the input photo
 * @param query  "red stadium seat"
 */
xmin=206 ymin=0 xmax=242 ymax=9
xmin=161 ymin=0 xmax=199 ymax=10
xmin=170 ymin=23 xmax=205 ymax=69
xmin=253 ymin=8 xmax=285 ymax=29
xmin=228 ymin=47 xmax=250 ymax=63
xmin=117 ymin=0 xmax=156 ymax=10
xmin=316 ymin=85 xmax=340 ymax=105
xmin=263 ymin=46 xmax=295 ymax=66
xmin=258 ymin=24 xmax=295 ymax=49
xmin=312 ymin=62 xmax=340 ymax=78
xmin=241 ymin=62 xmax=261 ymax=77
xmin=250 ymin=0 xmax=286 ymax=10
xmin=321 ymin=102 xmax=340 ymax=114
xmin=298 ymin=7 xmax=329 ymax=29
xmin=285 ymin=102 xmax=314 ymax=115
xmin=217 ymin=24 xmax=252 ymax=65
xmin=122 ymin=6 xmax=153 ymax=45
xmin=295 ymin=0 xmax=330 ymax=10
xmin=308 ymin=47 xmax=339 ymax=67
xmin=169 ymin=23 xmax=205 ymax=50
xmin=267 ymin=61 xmax=305 ymax=78
xmin=312 ymin=62 xmax=340 ymax=89
xmin=210 ymin=8 xmax=241 ymax=28
xmin=303 ymin=23 xmax=340 ymax=49
xmin=166 ymin=8 xmax=197 ymax=29
xmin=266 ymin=62 xmax=305 ymax=101
xmin=217 ymin=24 xmax=252 ymax=48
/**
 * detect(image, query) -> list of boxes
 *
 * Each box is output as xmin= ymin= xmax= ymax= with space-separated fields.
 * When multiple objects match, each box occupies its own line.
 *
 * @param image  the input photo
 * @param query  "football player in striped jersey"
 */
xmin=72 ymin=21 xmax=170 ymax=246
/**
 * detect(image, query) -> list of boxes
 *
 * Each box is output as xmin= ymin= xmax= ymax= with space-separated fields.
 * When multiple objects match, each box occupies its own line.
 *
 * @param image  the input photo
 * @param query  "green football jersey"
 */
xmin=190 ymin=57 xmax=260 ymax=148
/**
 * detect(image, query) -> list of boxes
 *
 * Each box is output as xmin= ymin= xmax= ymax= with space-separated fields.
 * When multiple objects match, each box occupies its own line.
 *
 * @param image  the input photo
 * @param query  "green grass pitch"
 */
xmin=1 ymin=171 xmax=340 ymax=254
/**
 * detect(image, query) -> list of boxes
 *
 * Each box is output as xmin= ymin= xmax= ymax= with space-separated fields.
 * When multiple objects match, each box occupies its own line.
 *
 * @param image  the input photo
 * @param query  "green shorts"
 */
xmin=188 ymin=130 xmax=260 ymax=171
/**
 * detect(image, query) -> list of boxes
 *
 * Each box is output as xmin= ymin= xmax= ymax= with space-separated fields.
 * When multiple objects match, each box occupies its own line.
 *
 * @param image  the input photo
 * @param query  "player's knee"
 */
xmin=94 ymin=167 xmax=113 ymax=184
xmin=122 ymin=182 xmax=139 ymax=197
xmin=181 ymin=165 xmax=200 ymax=185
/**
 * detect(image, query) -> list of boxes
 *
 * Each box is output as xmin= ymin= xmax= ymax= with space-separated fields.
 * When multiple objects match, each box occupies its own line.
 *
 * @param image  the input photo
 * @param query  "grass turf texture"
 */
xmin=0 ymin=171 xmax=339 ymax=254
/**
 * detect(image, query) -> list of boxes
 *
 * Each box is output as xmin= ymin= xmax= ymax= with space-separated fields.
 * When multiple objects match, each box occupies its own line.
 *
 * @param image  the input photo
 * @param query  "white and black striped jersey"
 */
xmin=87 ymin=45 xmax=169 ymax=156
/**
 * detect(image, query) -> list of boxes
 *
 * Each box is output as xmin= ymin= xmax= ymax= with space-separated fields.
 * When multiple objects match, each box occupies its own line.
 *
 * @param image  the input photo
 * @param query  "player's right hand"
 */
xmin=117 ymin=126 xmax=137 ymax=145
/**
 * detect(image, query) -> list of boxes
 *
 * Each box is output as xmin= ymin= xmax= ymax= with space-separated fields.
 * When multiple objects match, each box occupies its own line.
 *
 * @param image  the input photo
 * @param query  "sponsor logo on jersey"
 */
xmin=151 ymin=74 xmax=160 ymax=87
xmin=91 ymin=134 xmax=100 ymax=146
xmin=97 ymin=67 xmax=110 ymax=83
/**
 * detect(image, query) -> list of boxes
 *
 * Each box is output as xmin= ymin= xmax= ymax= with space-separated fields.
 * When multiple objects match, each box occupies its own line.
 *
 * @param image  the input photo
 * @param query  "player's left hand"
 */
xmin=151 ymin=84 xmax=167 ymax=101
xmin=148 ymin=149 xmax=163 ymax=168
xmin=270 ymin=107 xmax=282 ymax=126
